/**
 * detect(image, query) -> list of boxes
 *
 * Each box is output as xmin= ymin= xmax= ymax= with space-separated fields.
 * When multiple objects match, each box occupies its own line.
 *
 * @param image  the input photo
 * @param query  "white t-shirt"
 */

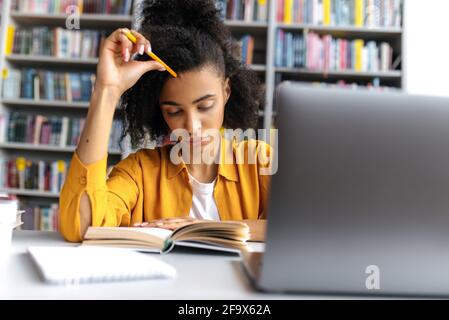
xmin=188 ymin=172 xmax=221 ymax=221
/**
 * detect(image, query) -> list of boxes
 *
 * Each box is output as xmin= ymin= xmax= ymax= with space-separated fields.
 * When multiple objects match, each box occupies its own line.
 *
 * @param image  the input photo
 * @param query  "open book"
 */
xmin=82 ymin=221 xmax=250 ymax=254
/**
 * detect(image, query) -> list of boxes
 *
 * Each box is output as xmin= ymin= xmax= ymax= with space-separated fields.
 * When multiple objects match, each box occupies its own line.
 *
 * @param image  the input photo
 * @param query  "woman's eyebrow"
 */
xmin=161 ymin=94 xmax=216 ymax=106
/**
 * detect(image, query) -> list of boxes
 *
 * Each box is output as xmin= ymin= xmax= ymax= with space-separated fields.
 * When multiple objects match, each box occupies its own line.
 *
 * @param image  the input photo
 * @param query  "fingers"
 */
xmin=128 ymin=60 xmax=166 ymax=74
xmin=129 ymin=29 xmax=152 ymax=55
xmin=109 ymin=28 xmax=153 ymax=62
xmin=107 ymin=28 xmax=167 ymax=75
xmin=109 ymin=29 xmax=132 ymax=62
xmin=133 ymin=217 xmax=200 ymax=228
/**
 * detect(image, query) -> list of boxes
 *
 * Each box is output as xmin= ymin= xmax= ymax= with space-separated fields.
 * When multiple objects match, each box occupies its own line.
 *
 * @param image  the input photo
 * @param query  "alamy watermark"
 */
xmin=365 ymin=265 xmax=381 ymax=290
xmin=65 ymin=5 xmax=80 ymax=30
xmin=169 ymin=128 xmax=278 ymax=176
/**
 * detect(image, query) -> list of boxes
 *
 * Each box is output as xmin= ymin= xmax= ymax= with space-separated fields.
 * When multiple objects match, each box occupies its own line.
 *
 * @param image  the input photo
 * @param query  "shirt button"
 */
xmin=79 ymin=177 xmax=87 ymax=185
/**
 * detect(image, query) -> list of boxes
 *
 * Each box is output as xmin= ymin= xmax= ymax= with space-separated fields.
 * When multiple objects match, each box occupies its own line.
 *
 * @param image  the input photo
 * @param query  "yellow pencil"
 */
xmin=122 ymin=30 xmax=178 ymax=78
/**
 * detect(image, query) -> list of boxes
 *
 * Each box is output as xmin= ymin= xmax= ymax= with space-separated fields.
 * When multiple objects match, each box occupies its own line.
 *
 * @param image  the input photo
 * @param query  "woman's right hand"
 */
xmin=95 ymin=28 xmax=167 ymax=97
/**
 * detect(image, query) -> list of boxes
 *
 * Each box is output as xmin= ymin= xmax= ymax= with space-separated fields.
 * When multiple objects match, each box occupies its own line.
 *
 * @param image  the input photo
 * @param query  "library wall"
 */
xmin=403 ymin=0 xmax=449 ymax=97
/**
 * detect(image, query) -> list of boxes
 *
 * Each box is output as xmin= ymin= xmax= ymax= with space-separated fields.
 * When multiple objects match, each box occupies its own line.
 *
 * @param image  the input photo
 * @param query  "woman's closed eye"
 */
xmin=165 ymin=103 xmax=214 ymax=116
xmin=198 ymin=103 xmax=214 ymax=111
xmin=167 ymin=109 xmax=182 ymax=116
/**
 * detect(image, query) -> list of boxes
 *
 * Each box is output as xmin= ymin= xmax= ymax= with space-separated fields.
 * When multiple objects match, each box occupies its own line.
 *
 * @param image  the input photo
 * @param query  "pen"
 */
xmin=122 ymin=30 xmax=178 ymax=78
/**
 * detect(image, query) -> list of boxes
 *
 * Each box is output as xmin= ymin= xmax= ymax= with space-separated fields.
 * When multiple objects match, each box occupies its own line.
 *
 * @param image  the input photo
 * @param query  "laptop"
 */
xmin=242 ymin=82 xmax=449 ymax=297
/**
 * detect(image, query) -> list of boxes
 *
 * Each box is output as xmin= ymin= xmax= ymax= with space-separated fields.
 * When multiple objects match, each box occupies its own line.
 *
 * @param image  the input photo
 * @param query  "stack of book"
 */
xmin=217 ymin=0 xmax=269 ymax=22
xmin=2 ymin=69 xmax=96 ymax=102
xmin=277 ymin=0 xmax=402 ymax=27
xmin=237 ymin=35 xmax=255 ymax=65
xmin=11 ymin=0 xmax=134 ymax=15
xmin=10 ymin=27 xmax=107 ymax=58
xmin=0 ymin=157 xmax=67 ymax=194
xmin=20 ymin=203 xmax=59 ymax=232
xmin=275 ymin=30 xmax=395 ymax=72
xmin=0 ymin=112 xmax=123 ymax=150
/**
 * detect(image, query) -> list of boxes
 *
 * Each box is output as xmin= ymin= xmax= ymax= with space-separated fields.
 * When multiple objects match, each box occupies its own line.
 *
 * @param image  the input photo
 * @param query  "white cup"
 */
xmin=0 ymin=200 xmax=18 ymax=225
xmin=0 ymin=200 xmax=19 ymax=264
xmin=0 ymin=223 xmax=13 ymax=251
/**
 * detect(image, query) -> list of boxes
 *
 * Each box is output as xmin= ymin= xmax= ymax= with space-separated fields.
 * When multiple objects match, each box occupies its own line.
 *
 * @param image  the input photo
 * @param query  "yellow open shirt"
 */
xmin=59 ymin=137 xmax=273 ymax=242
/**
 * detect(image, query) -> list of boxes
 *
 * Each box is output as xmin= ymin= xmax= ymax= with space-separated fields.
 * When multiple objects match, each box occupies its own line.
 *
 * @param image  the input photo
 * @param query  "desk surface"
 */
xmin=0 ymin=230 xmax=322 ymax=300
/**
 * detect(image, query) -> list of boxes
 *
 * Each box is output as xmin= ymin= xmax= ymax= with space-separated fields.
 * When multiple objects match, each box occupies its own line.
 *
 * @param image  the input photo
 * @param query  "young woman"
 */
xmin=59 ymin=0 xmax=273 ymax=242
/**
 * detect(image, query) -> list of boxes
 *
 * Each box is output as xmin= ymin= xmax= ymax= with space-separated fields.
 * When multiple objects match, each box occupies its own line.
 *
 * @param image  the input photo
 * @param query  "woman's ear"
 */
xmin=224 ymin=78 xmax=231 ymax=104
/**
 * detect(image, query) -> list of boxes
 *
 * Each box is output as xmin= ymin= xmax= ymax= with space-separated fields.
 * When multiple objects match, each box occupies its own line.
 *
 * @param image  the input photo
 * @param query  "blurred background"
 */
xmin=0 ymin=0 xmax=446 ymax=232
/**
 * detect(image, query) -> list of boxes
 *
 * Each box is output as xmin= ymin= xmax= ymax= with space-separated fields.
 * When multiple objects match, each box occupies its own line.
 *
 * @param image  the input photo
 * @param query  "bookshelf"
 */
xmin=0 ymin=0 xmax=404 ymax=230
xmin=267 ymin=0 xmax=404 ymax=129
xmin=0 ymin=0 xmax=136 ymax=231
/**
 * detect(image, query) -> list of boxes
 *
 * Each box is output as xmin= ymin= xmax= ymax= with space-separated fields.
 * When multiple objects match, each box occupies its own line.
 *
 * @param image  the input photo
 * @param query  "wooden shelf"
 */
xmin=277 ymin=23 xmax=402 ymax=39
xmin=276 ymin=68 xmax=402 ymax=79
xmin=0 ymin=188 xmax=59 ymax=198
xmin=6 ymin=54 xmax=98 ymax=68
xmin=10 ymin=12 xmax=132 ymax=28
xmin=6 ymin=55 xmax=268 ymax=73
xmin=259 ymin=110 xmax=277 ymax=117
xmin=250 ymin=64 xmax=267 ymax=72
xmin=1 ymin=98 xmax=90 ymax=109
xmin=0 ymin=142 xmax=122 ymax=155
xmin=225 ymin=19 xmax=268 ymax=33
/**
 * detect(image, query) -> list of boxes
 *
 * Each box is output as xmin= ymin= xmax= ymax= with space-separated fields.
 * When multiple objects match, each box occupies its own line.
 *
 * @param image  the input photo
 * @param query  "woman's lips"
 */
xmin=190 ymin=136 xmax=212 ymax=146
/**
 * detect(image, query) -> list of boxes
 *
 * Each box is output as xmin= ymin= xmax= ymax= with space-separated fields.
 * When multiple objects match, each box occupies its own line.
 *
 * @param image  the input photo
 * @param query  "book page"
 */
xmin=171 ymin=221 xmax=250 ymax=243
xmin=83 ymin=227 xmax=173 ymax=250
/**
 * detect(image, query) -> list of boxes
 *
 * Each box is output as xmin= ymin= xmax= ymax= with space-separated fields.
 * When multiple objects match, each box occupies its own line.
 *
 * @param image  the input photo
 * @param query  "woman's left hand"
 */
xmin=133 ymin=217 xmax=202 ymax=231
xmin=242 ymin=220 xmax=267 ymax=242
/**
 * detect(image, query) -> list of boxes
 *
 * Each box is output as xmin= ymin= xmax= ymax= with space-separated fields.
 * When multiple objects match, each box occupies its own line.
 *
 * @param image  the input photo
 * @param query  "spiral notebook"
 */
xmin=28 ymin=246 xmax=177 ymax=285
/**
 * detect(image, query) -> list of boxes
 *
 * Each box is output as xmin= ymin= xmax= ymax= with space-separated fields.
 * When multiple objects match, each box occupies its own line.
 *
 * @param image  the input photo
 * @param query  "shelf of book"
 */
xmin=0 ymin=142 xmax=122 ymax=155
xmin=225 ymin=19 xmax=268 ymax=28
xmin=10 ymin=12 xmax=133 ymax=28
xmin=275 ymin=68 xmax=402 ymax=79
xmin=249 ymin=64 xmax=267 ymax=72
xmin=225 ymin=19 xmax=268 ymax=34
xmin=6 ymin=56 xmax=266 ymax=74
xmin=6 ymin=55 xmax=98 ymax=67
xmin=1 ymin=98 xmax=90 ymax=109
xmin=277 ymin=24 xmax=402 ymax=38
xmin=0 ymin=188 xmax=59 ymax=198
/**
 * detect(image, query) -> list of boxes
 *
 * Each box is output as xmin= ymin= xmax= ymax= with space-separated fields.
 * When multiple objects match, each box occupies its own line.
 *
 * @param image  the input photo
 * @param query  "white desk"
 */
xmin=0 ymin=230 xmax=327 ymax=300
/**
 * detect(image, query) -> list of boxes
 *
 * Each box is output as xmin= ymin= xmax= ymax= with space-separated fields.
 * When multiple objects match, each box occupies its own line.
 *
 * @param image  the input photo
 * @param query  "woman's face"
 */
xmin=159 ymin=66 xmax=230 ymax=147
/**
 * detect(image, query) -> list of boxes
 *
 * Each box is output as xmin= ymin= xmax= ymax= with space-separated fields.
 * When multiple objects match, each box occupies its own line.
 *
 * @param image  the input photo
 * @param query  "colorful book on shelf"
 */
xmin=5 ymin=26 xmax=15 ymax=55
xmin=21 ymin=203 xmax=59 ymax=231
xmin=11 ymin=0 xmax=133 ymax=15
xmin=277 ymin=0 xmax=402 ymax=27
xmin=354 ymin=39 xmax=364 ymax=71
xmin=275 ymin=30 xmax=395 ymax=72
xmin=1 ymin=156 xmax=68 ymax=194
xmin=284 ymin=0 xmax=293 ymax=24
xmin=256 ymin=0 xmax=268 ymax=21
xmin=323 ymin=0 xmax=331 ymax=26
xmin=354 ymin=0 xmax=365 ymax=26
xmin=82 ymin=221 xmax=250 ymax=254
xmin=224 ymin=0 xmax=268 ymax=22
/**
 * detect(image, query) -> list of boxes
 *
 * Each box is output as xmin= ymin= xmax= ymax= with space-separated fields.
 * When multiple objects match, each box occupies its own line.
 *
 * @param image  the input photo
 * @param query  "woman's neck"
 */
xmin=185 ymin=137 xmax=221 ymax=183
xmin=186 ymin=162 xmax=218 ymax=183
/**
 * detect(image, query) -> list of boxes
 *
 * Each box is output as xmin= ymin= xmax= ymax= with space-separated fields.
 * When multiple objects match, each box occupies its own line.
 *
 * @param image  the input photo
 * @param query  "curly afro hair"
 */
xmin=119 ymin=0 xmax=265 ymax=148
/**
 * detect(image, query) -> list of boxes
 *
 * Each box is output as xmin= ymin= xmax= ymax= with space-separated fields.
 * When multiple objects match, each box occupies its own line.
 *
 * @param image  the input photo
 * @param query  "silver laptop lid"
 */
xmin=259 ymin=82 xmax=449 ymax=297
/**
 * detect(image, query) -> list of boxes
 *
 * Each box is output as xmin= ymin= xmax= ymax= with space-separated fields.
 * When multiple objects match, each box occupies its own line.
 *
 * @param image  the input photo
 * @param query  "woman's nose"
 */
xmin=185 ymin=116 xmax=202 ymax=136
